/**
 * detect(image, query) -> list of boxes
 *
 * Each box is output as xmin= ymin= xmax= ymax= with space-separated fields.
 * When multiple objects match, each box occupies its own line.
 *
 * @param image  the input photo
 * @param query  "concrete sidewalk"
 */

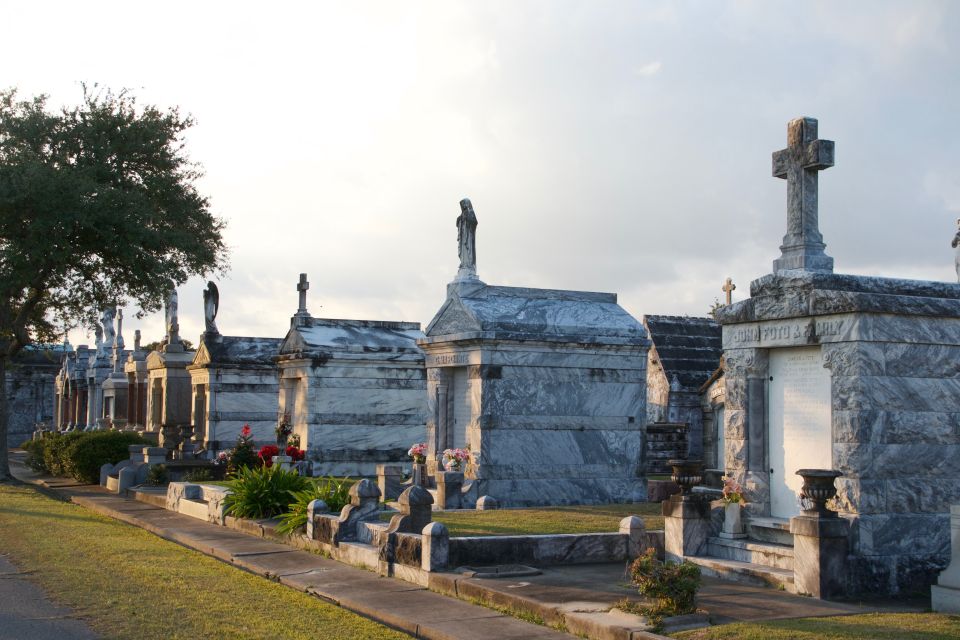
xmin=10 ymin=453 xmax=924 ymax=640
xmin=0 ymin=554 xmax=99 ymax=640
xmin=9 ymin=458 xmax=588 ymax=640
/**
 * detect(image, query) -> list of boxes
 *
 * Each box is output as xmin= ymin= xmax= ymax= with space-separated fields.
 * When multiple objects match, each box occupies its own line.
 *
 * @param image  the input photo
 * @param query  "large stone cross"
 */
xmin=722 ymin=277 xmax=736 ymax=305
xmin=771 ymin=117 xmax=835 ymax=273
xmin=296 ymin=273 xmax=310 ymax=315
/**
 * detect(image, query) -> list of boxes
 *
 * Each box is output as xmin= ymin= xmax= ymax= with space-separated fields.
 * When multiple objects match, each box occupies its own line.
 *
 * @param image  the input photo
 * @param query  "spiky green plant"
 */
xmin=275 ymin=476 xmax=352 ymax=536
xmin=222 ymin=465 xmax=311 ymax=519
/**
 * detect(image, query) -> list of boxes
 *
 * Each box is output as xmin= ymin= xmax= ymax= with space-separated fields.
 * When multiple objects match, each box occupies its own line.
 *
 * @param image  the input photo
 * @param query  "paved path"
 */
xmin=9 ymin=456 xmax=578 ymax=640
xmin=0 ymin=554 xmax=99 ymax=640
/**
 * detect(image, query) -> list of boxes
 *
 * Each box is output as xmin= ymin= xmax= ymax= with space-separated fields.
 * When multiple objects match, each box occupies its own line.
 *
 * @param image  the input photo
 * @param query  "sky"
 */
xmin=5 ymin=1 xmax=959 ymax=347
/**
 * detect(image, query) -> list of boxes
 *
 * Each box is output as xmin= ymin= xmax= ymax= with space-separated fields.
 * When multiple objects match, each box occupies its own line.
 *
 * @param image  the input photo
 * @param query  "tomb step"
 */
xmin=686 ymin=556 xmax=795 ymax=593
xmin=706 ymin=537 xmax=794 ymax=570
xmin=746 ymin=516 xmax=794 ymax=546
xmin=130 ymin=487 xmax=167 ymax=508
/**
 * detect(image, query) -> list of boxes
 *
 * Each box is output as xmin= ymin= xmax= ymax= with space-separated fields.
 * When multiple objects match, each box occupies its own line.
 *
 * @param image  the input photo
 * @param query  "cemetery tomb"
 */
xmin=708 ymin=116 xmax=960 ymax=595
xmin=420 ymin=199 xmax=650 ymax=507
xmin=276 ymin=273 xmax=428 ymax=476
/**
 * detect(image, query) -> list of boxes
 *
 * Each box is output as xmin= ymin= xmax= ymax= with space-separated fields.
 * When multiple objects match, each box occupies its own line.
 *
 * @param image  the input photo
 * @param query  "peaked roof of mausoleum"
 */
xmin=423 ymin=284 xmax=647 ymax=344
xmin=192 ymin=336 xmax=282 ymax=367
xmin=642 ymin=315 xmax=722 ymax=391
xmin=279 ymin=317 xmax=424 ymax=356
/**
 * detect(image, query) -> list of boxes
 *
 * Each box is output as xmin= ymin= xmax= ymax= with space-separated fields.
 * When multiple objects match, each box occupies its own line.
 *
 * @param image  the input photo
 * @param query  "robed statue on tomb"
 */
xmin=203 ymin=281 xmax=219 ymax=334
xmin=456 ymin=198 xmax=478 ymax=278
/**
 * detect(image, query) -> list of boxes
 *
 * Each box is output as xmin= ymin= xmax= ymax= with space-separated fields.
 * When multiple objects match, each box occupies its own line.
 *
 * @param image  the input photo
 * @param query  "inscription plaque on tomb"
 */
xmin=768 ymin=346 xmax=832 ymax=518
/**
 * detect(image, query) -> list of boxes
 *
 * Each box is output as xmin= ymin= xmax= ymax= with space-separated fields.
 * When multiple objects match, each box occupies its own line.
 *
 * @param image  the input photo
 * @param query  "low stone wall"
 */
xmin=447 ymin=530 xmax=664 ymax=569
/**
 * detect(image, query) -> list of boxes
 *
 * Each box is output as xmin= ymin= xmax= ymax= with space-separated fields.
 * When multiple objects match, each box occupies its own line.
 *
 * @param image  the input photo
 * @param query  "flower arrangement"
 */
xmin=285 ymin=445 xmax=305 ymax=462
xmin=257 ymin=444 xmax=306 ymax=467
xmin=408 ymin=442 xmax=427 ymax=464
xmin=258 ymin=444 xmax=280 ymax=466
xmin=721 ymin=476 xmax=746 ymax=505
xmin=275 ymin=412 xmax=293 ymax=443
xmin=213 ymin=451 xmax=229 ymax=466
xmin=442 ymin=447 xmax=470 ymax=471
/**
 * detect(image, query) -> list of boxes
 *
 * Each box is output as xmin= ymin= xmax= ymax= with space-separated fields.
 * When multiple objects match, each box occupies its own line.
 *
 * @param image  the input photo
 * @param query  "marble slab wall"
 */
xmin=280 ymin=358 xmax=427 ymax=476
xmin=715 ymin=273 xmax=960 ymax=595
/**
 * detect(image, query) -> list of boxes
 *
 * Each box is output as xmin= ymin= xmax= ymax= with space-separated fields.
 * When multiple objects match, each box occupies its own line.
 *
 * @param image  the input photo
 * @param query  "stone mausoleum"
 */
xmin=714 ymin=117 xmax=957 ymax=594
xmin=277 ymin=274 xmax=428 ymax=476
xmin=419 ymin=199 xmax=650 ymax=507
xmin=187 ymin=282 xmax=282 ymax=451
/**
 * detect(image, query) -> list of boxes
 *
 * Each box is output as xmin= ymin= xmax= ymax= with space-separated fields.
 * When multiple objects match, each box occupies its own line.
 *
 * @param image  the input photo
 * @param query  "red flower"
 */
xmin=286 ymin=446 xmax=305 ymax=462
xmin=257 ymin=444 xmax=280 ymax=467
xmin=241 ymin=424 xmax=252 ymax=437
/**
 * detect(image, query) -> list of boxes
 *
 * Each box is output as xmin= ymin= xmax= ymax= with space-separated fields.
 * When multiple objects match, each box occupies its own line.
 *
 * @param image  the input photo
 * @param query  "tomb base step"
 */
xmin=745 ymin=516 xmax=794 ymax=546
xmin=686 ymin=555 xmax=795 ymax=593
xmin=129 ymin=487 xmax=167 ymax=508
xmin=706 ymin=537 xmax=794 ymax=570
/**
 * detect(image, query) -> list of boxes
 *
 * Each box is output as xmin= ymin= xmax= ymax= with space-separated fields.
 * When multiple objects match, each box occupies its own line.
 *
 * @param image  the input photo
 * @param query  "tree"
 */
xmin=0 ymin=86 xmax=228 ymax=480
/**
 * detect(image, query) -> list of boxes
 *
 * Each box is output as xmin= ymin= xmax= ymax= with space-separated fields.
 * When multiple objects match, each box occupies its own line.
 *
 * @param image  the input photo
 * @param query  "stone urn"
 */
xmin=796 ymin=469 xmax=843 ymax=517
xmin=721 ymin=502 xmax=746 ymax=539
xmin=668 ymin=459 xmax=703 ymax=496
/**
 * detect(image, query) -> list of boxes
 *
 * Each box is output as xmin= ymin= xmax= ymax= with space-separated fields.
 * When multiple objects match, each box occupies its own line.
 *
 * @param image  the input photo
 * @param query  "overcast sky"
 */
xmin=6 ymin=1 xmax=959 ymax=347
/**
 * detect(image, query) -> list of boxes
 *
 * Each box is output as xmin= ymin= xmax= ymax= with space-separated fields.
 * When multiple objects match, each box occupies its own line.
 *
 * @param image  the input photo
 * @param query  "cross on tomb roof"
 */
xmin=296 ymin=273 xmax=310 ymax=316
xmin=722 ymin=277 xmax=736 ymax=305
xmin=771 ymin=117 xmax=835 ymax=273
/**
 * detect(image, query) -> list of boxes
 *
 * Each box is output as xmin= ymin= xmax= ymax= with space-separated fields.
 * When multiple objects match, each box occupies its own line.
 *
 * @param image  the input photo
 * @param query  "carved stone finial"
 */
xmin=771 ymin=117 xmax=835 ymax=273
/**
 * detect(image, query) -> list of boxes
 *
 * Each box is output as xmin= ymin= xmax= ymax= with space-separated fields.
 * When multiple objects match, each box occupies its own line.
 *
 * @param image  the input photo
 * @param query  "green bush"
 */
xmin=42 ymin=432 xmax=86 ymax=476
xmin=63 ymin=431 xmax=148 ymax=484
xmin=223 ymin=465 xmax=311 ymax=520
xmin=275 ymin=476 xmax=352 ymax=536
xmin=146 ymin=464 xmax=169 ymax=486
xmin=21 ymin=439 xmax=47 ymax=472
xmin=184 ymin=468 xmax=214 ymax=482
xmin=623 ymin=548 xmax=701 ymax=630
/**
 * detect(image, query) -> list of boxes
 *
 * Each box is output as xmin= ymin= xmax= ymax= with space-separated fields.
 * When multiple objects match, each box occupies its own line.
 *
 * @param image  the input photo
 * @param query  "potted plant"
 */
xmin=720 ymin=476 xmax=747 ymax=538
xmin=442 ymin=447 xmax=470 ymax=472
xmin=408 ymin=442 xmax=428 ymax=486
xmin=275 ymin=412 xmax=293 ymax=449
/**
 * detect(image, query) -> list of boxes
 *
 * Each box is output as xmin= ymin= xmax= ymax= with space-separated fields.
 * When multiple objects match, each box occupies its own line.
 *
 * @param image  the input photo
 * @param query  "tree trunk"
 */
xmin=0 ymin=355 xmax=10 ymax=481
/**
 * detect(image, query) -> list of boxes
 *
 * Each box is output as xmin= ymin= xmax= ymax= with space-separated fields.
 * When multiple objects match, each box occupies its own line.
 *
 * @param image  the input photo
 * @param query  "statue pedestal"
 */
xmin=933 ymin=505 xmax=960 ymax=613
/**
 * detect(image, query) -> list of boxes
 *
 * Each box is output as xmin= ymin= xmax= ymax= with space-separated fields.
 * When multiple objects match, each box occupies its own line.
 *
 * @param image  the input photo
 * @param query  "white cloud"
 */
xmin=636 ymin=61 xmax=663 ymax=77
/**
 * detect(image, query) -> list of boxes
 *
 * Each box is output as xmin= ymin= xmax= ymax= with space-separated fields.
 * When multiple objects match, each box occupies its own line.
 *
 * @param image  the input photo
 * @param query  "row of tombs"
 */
xmin=34 ymin=117 xmax=960 ymax=599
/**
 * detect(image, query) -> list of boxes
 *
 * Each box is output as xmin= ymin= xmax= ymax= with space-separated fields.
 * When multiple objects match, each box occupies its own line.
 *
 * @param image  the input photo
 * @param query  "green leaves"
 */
xmin=222 ymin=465 xmax=312 ymax=520
xmin=0 ymin=85 xmax=228 ymax=353
xmin=275 ymin=476 xmax=353 ymax=536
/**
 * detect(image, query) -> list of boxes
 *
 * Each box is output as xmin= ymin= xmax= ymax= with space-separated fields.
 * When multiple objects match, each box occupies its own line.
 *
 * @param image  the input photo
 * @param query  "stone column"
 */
xmin=723 ymin=348 xmax=771 ymax=516
xmin=422 ymin=522 xmax=450 ymax=572
xmin=790 ymin=515 xmax=850 ymax=599
xmin=435 ymin=470 xmax=463 ymax=510
xmin=663 ymin=493 xmax=710 ymax=562
xmin=932 ymin=505 xmax=960 ymax=613
xmin=126 ymin=372 xmax=137 ymax=426
xmin=377 ymin=464 xmax=403 ymax=501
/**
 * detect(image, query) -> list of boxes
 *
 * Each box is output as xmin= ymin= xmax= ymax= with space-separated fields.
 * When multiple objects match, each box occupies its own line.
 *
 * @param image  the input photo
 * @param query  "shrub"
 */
xmin=63 ymin=431 xmax=147 ymax=484
xmin=21 ymin=439 xmax=47 ymax=472
xmin=623 ymin=548 xmax=701 ymax=630
xmin=223 ymin=465 xmax=311 ymax=520
xmin=226 ymin=424 xmax=258 ymax=476
xmin=275 ymin=476 xmax=352 ymax=536
xmin=146 ymin=464 xmax=169 ymax=486
xmin=42 ymin=432 xmax=86 ymax=476
xmin=184 ymin=468 xmax=214 ymax=482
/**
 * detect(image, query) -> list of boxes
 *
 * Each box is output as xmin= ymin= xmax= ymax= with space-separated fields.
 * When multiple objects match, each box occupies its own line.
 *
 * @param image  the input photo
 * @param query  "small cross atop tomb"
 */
xmin=722 ymin=277 xmax=736 ymax=305
xmin=771 ymin=117 xmax=835 ymax=273
xmin=295 ymin=273 xmax=311 ymax=320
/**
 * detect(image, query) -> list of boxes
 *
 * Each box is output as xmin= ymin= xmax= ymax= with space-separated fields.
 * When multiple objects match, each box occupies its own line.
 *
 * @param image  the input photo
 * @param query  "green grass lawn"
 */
xmin=0 ymin=481 xmax=409 ymax=640
xmin=672 ymin=612 xmax=960 ymax=640
xmin=393 ymin=503 xmax=663 ymax=537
